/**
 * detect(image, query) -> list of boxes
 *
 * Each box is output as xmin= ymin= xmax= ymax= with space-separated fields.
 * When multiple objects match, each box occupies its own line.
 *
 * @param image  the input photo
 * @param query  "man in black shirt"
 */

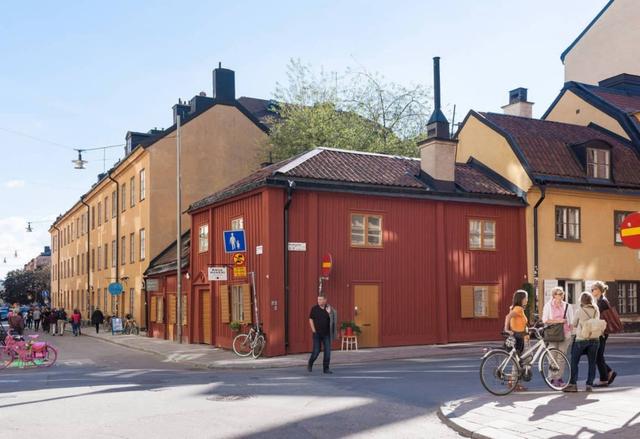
xmin=308 ymin=294 xmax=336 ymax=374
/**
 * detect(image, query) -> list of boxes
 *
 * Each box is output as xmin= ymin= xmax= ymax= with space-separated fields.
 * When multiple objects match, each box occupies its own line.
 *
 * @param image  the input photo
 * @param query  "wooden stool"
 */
xmin=341 ymin=335 xmax=358 ymax=351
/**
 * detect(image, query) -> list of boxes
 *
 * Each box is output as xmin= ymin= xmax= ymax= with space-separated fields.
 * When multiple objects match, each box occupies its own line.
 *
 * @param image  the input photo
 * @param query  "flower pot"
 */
xmin=345 ymin=327 xmax=353 ymax=337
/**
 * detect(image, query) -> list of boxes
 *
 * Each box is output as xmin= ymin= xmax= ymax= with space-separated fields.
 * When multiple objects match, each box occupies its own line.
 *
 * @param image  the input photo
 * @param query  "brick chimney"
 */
xmin=419 ymin=57 xmax=457 ymax=183
xmin=502 ymin=87 xmax=534 ymax=118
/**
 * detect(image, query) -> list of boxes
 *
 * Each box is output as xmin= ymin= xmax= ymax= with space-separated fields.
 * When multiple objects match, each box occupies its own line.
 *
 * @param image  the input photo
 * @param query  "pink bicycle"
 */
xmin=0 ymin=332 xmax=58 ymax=369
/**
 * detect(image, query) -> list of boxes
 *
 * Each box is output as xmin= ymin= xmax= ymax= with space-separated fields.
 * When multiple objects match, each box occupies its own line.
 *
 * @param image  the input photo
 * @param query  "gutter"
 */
xmin=283 ymin=180 xmax=296 ymax=348
xmin=532 ymin=184 xmax=546 ymax=315
xmin=80 ymin=197 xmax=91 ymax=312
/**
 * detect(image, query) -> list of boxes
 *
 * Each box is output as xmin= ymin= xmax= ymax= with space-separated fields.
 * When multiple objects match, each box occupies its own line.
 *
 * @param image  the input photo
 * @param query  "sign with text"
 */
xmin=233 ymin=266 xmax=247 ymax=278
xmin=208 ymin=266 xmax=228 ymax=281
xmin=224 ymin=230 xmax=246 ymax=253
xmin=288 ymin=242 xmax=307 ymax=252
xmin=146 ymin=279 xmax=159 ymax=292
xmin=111 ymin=317 xmax=123 ymax=334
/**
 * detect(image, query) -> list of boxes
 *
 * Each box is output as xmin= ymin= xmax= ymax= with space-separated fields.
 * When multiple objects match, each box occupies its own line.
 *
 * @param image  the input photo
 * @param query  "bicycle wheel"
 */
xmin=480 ymin=350 xmax=520 ymax=396
xmin=0 ymin=348 xmax=13 ymax=369
xmin=251 ymin=335 xmax=266 ymax=359
xmin=132 ymin=326 xmax=140 ymax=336
xmin=232 ymin=334 xmax=253 ymax=357
xmin=540 ymin=348 xmax=570 ymax=390
xmin=36 ymin=345 xmax=58 ymax=368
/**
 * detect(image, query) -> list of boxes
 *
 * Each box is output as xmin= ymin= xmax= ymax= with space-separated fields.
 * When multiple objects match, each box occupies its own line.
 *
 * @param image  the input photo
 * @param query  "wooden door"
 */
xmin=354 ymin=284 xmax=380 ymax=347
xmin=201 ymin=290 xmax=212 ymax=345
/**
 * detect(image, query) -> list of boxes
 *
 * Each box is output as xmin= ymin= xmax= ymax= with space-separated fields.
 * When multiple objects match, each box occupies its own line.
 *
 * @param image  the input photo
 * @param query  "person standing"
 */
xmin=41 ymin=308 xmax=51 ymax=334
xmin=70 ymin=309 xmax=82 ymax=336
xmin=49 ymin=308 xmax=58 ymax=335
xmin=26 ymin=309 xmax=33 ymax=329
xmin=564 ymin=292 xmax=602 ymax=392
xmin=33 ymin=307 xmax=41 ymax=331
xmin=542 ymin=287 xmax=574 ymax=387
xmin=8 ymin=311 xmax=25 ymax=335
xmin=91 ymin=308 xmax=105 ymax=334
xmin=57 ymin=308 xmax=67 ymax=336
xmin=307 ymin=294 xmax=338 ymax=374
xmin=591 ymin=281 xmax=618 ymax=387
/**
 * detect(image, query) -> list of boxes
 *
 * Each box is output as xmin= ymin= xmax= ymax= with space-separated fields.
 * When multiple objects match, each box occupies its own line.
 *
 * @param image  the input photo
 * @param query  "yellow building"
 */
xmin=562 ymin=0 xmax=640 ymax=84
xmin=50 ymin=66 xmax=274 ymax=325
xmin=456 ymin=93 xmax=640 ymax=325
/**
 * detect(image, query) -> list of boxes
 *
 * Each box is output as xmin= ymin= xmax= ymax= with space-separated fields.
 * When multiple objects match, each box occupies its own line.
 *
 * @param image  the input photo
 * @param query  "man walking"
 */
xmin=91 ymin=308 xmax=104 ymax=334
xmin=57 ymin=308 xmax=67 ymax=336
xmin=307 ymin=294 xmax=337 ymax=374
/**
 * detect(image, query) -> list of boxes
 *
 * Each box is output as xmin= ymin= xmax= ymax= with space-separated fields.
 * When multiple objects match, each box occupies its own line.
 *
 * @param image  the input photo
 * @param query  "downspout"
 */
xmin=80 ymin=197 xmax=91 ymax=314
xmin=107 ymin=173 xmax=120 ymax=315
xmin=283 ymin=180 xmax=296 ymax=348
xmin=52 ymin=224 xmax=62 ymax=307
xmin=532 ymin=184 xmax=546 ymax=316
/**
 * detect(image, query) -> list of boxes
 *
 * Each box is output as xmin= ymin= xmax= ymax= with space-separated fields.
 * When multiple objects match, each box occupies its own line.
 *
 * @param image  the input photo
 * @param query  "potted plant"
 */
xmin=229 ymin=321 xmax=242 ymax=333
xmin=341 ymin=321 xmax=361 ymax=337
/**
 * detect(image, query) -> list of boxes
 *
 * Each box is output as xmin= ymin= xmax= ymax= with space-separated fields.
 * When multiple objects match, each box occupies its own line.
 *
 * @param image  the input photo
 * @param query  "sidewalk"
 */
xmin=439 ymin=374 xmax=640 ymax=439
xmin=82 ymin=329 xmax=506 ymax=369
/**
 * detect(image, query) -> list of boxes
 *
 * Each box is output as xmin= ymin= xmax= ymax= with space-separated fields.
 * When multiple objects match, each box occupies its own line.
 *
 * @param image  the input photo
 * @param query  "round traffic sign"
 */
xmin=108 ymin=282 xmax=124 ymax=296
xmin=321 ymin=252 xmax=333 ymax=278
xmin=233 ymin=253 xmax=246 ymax=266
xmin=620 ymin=212 xmax=640 ymax=249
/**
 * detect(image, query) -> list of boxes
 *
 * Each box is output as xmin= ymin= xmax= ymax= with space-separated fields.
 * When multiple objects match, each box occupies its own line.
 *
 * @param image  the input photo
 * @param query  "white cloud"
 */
xmin=4 ymin=180 xmax=25 ymax=189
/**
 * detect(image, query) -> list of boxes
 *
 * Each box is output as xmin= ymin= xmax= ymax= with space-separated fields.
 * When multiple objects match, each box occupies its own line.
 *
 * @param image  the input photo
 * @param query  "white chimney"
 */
xmin=502 ymin=88 xmax=534 ymax=118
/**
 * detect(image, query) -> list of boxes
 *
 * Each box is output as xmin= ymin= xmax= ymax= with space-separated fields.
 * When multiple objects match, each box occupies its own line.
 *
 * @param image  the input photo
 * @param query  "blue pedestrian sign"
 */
xmin=108 ymin=282 xmax=124 ymax=296
xmin=223 ymin=230 xmax=246 ymax=253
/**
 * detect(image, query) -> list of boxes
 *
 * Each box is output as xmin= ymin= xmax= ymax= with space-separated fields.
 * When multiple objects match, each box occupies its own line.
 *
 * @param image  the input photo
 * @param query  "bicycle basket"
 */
xmin=505 ymin=335 xmax=516 ymax=349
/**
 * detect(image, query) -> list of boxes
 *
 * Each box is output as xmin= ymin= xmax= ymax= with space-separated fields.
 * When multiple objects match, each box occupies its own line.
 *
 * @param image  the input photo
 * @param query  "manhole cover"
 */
xmin=206 ymin=394 xmax=251 ymax=402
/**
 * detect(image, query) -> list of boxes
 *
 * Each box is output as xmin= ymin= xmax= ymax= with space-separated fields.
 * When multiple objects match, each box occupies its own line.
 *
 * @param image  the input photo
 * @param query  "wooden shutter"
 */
xmin=220 ymin=285 xmax=230 ymax=323
xmin=150 ymin=296 xmax=157 ymax=322
xmin=168 ymin=295 xmax=177 ymax=324
xmin=488 ymin=285 xmax=501 ymax=318
xmin=181 ymin=295 xmax=188 ymax=326
xmin=460 ymin=286 xmax=474 ymax=318
xmin=242 ymin=284 xmax=253 ymax=324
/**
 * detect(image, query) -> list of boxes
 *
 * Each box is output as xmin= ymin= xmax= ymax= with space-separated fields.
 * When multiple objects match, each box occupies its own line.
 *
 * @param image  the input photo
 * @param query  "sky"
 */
xmin=0 ymin=0 xmax=606 ymax=278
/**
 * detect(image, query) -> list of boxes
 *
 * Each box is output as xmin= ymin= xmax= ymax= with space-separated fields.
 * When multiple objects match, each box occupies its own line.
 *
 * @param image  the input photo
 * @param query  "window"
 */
xmin=121 ymin=183 xmax=127 ymax=212
xmin=103 ymin=288 xmax=107 ymax=312
xmin=231 ymin=217 xmax=244 ymax=230
xmin=71 ymin=258 xmax=74 ymax=277
xmin=587 ymin=148 xmax=610 ymax=179
xmin=469 ymin=219 xmax=496 ymax=250
xmin=71 ymin=223 xmax=74 ymax=241
xmin=91 ymin=248 xmax=95 ymax=271
xmin=614 ymin=211 xmax=633 ymax=245
xmin=121 ymin=236 xmax=126 ymax=265
xmin=139 ymin=169 xmax=146 ymax=201
xmin=140 ymin=228 xmax=146 ymax=260
xmin=76 ymin=218 xmax=80 ymax=238
xmin=150 ymin=296 xmax=158 ymax=322
xmin=104 ymin=196 xmax=109 ymax=222
xmin=156 ymin=297 xmax=164 ymax=324
xmin=461 ymin=285 xmax=499 ymax=318
xmin=555 ymin=206 xmax=581 ymax=241
xmin=97 ymin=246 xmax=102 ymax=271
xmin=81 ymin=253 xmax=85 ymax=275
xmin=111 ymin=239 xmax=116 ymax=267
xmin=130 ymin=177 xmax=136 ymax=207
xmin=130 ymin=233 xmax=135 ymax=263
xmin=199 ymin=224 xmax=209 ymax=252
xmin=112 ymin=191 xmax=117 ymax=218
xmin=231 ymin=285 xmax=244 ymax=322
xmin=351 ymin=214 xmax=383 ymax=247
xmin=104 ymin=243 xmax=108 ymax=270
xmin=97 ymin=202 xmax=102 ymax=226
xmin=129 ymin=288 xmax=135 ymax=316
xmin=617 ymin=282 xmax=638 ymax=315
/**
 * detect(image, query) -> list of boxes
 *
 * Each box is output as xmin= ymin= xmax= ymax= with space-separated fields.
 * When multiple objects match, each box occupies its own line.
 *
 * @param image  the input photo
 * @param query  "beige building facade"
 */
xmin=50 ymin=66 xmax=274 ymax=324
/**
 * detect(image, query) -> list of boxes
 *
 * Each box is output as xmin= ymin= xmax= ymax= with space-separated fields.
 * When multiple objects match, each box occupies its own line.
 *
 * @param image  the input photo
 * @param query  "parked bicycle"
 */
xmin=480 ymin=323 xmax=571 ymax=395
xmin=1 ymin=332 xmax=58 ymax=369
xmin=123 ymin=315 xmax=140 ymax=335
xmin=232 ymin=324 xmax=266 ymax=359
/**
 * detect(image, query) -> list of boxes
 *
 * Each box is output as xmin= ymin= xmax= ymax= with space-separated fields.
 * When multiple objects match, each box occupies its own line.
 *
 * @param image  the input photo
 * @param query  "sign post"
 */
xmin=620 ymin=212 xmax=640 ymax=249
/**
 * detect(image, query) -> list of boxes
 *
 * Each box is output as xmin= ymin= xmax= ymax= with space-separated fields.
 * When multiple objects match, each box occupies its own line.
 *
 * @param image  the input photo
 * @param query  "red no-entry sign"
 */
xmin=620 ymin=212 xmax=640 ymax=249
xmin=321 ymin=253 xmax=333 ymax=278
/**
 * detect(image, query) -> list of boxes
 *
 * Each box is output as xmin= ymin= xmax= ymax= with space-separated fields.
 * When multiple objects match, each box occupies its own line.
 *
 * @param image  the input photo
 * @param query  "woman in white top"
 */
xmin=542 ymin=287 xmax=574 ymax=386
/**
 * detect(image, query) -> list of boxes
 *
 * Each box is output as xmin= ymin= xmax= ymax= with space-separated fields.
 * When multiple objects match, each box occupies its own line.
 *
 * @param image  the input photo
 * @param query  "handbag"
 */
xmin=544 ymin=304 xmax=568 ymax=342
xmin=601 ymin=307 xmax=623 ymax=334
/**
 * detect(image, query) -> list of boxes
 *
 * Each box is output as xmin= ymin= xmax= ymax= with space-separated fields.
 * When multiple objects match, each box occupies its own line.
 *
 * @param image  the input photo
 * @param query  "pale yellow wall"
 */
xmin=455 ymin=114 xmax=533 ymax=192
xmin=148 ymin=104 xmax=267 ymax=258
xmin=564 ymin=0 xmax=640 ymax=84
xmin=544 ymin=90 xmax=629 ymax=139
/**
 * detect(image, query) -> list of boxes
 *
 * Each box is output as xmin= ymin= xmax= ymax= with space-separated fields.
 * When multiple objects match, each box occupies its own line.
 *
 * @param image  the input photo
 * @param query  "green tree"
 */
xmin=1 ymin=268 xmax=50 ymax=304
xmin=266 ymin=59 xmax=431 ymax=161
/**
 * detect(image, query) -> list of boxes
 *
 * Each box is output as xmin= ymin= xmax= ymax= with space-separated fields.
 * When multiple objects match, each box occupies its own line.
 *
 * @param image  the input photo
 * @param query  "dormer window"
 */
xmin=586 ymin=147 xmax=610 ymax=179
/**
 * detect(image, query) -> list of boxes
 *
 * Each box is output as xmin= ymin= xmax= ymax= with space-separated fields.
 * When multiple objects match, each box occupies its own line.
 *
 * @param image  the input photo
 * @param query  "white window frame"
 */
xmin=140 ymin=228 xmax=146 ymax=260
xmin=587 ymin=148 xmax=610 ymax=179
xmin=139 ymin=169 xmax=146 ymax=201
xmin=199 ymin=224 xmax=209 ymax=253
xmin=555 ymin=206 xmax=581 ymax=241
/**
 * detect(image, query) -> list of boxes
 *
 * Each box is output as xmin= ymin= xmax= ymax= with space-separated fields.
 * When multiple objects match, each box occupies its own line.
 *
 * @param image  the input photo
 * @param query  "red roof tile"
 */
xmin=585 ymin=86 xmax=640 ymax=114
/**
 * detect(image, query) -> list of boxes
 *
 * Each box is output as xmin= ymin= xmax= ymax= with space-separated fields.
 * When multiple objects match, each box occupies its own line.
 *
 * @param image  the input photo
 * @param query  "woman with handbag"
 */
xmin=542 ymin=287 xmax=574 ymax=387
xmin=591 ymin=281 xmax=618 ymax=387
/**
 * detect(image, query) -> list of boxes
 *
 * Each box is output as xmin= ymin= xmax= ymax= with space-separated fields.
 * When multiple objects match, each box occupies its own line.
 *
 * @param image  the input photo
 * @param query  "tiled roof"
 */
xmin=582 ymin=84 xmax=640 ymax=114
xmin=145 ymin=231 xmax=190 ymax=276
xmin=189 ymin=147 xmax=521 ymax=212
xmin=481 ymin=112 xmax=640 ymax=186
xmin=237 ymin=97 xmax=280 ymax=126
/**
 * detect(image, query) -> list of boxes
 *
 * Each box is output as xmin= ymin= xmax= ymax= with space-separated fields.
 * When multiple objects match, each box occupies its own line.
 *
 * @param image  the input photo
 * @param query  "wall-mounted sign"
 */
xmin=256 ymin=245 xmax=263 ymax=255
xmin=208 ymin=266 xmax=228 ymax=281
xmin=233 ymin=253 xmax=246 ymax=266
xmin=146 ymin=279 xmax=159 ymax=292
xmin=288 ymin=242 xmax=307 ymax=252
xmin=224 ymin=230 xmax=246 ymax=253
xmin=321 ymin=253 xmax=333 ymax=278
xmin=233 ymin=266 xmax=247 ymax=278
xmin=620 ymin=212 xmax=640 ymax=249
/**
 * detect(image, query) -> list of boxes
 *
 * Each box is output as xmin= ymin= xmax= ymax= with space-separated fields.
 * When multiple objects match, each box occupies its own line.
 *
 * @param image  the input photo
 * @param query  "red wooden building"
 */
xmin=185 ymin=145 xmax=528 ymax=357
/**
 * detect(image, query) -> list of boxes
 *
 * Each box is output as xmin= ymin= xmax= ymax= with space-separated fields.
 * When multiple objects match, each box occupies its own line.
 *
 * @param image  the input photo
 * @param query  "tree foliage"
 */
xmin=266 ymin=59 xmax=432 ymax=161
xmin=1 ymin=268 xmax=50 ymax=304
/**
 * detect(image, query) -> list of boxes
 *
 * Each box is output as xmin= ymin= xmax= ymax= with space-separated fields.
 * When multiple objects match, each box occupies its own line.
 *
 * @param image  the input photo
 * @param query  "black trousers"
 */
xmin=95 ymin=323 xmax=100 ymax=333
xmin=308 ymin=333 xmax=331 ymax=371
xmin=596 ymin=334 xmax=612 ymax=382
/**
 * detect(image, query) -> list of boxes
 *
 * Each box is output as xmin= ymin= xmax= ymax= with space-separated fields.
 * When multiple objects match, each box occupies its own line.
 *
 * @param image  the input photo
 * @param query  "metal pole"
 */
xmin=176 ymin=115 xmax=183 ymax=343
xmin=251 ymin=271 xmax=259 ymax=329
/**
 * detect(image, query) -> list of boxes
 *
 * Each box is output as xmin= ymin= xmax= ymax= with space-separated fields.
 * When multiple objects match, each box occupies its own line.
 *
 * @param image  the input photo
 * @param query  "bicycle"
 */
xmin=1 ymin=332 xmax=58 ymax=369
xmin=479 ymin=324 xmax=571 ymax=395
xmin=123 ymin=318 xmax=140 ymax=335
xmin=232 ymin=324 xmax=266 ymax=359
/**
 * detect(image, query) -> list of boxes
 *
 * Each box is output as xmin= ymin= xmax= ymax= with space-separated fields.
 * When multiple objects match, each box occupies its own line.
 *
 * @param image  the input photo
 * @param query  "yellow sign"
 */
xmin=233 ymin=253 xmax=245 ymax=266
xmin=233 ymin=266 xmax=247 ymax=278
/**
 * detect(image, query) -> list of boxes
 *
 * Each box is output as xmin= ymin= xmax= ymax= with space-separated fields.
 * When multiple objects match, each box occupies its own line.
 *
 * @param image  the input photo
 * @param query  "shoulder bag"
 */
xmin=544 ymin=304 xmax=568 ymax=342
xmin=601 ymin=307 xmax=623 ymax=334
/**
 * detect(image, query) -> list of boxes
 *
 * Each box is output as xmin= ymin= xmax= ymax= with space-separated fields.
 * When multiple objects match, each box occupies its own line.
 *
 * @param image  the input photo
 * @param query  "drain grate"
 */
xmin=206 ymin=394 xmax=252 ymax=402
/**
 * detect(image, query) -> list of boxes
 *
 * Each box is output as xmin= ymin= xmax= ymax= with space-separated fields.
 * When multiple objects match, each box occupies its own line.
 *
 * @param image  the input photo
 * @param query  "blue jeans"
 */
xmin=308 ymin=333 xmax=331 ymax=371
xmin=72 ymin=322 xmax=80 ymax=336
xmin=570 ymin=339 xmax=599 ymax=385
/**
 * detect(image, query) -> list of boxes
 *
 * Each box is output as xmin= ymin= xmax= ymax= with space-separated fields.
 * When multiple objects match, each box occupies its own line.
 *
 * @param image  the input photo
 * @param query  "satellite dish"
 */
xmin=73 ymin=150 xmax=87 ymax=169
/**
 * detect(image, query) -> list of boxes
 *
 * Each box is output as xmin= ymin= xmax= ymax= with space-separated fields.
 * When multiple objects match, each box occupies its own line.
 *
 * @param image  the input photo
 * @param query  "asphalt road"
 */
xmin=1 ymin=329 xmax=638 ymax=438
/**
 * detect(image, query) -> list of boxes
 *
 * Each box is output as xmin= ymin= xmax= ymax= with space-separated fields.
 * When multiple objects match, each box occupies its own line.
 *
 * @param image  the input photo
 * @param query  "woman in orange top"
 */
xmin=504 ymin=290 xmax=529 ymax=354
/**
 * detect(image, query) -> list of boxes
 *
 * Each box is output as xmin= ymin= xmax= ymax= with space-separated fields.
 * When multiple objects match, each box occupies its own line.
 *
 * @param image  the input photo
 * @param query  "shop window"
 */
xmin=617 ymin=282 xmax=638 ymax=315
xmin=351 ymin=214 xmax=383 ymax=247
xmin=614 ymin=211 xmax=633 ymax=245
xmin=555 ymin=206 xmax=580 ymax=241
xmin=461 ymin=285 xmax=500 ymax=318
xmin=469 ymin=219 xmax=496 ymax=250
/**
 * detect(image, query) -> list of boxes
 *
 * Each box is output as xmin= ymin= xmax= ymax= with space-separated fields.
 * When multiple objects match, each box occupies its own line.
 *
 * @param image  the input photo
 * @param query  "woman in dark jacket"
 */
xmin=591 ymin=281 xmax=617 ymax=387
xmin=91 ymin=308 xmax=105 ymax=334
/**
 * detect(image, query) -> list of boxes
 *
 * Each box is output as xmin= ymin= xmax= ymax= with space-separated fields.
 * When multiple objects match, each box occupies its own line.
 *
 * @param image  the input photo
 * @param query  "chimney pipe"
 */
xmin=433 ymin=56 xmax=441 ymax=113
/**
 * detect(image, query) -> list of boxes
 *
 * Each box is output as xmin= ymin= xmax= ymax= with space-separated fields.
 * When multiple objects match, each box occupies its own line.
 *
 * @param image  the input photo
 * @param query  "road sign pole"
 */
xmin=251 ymin=271 xmax=259 ymax=329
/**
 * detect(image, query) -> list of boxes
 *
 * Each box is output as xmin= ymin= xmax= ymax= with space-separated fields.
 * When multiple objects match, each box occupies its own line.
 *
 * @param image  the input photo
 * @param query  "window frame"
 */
xmin=231 ymin=284 xmax=244 ymax=322
xmin=121 ymin=236 xmax=126 ymax=265
xmin=130 ymin=176 xmax=136 ymax=207
xmin=586 ymin=147 xmax=611 ymax=179
xmin=617 ymin=281 xmax=639 ymax=315
xmin=140 ymin=228 xmax=146 ymax=261
xmin=104 ymin=196 xmax=109 ymax=222
xmin=112 ymin=191 xmax=117 ymax=218
xmin=121 ymin=183 xmax=127 ymax=212
xmin=468 ymin=218 xmax=497 ymax=251
xmin=555 ymin=206 xmax=581 ymax=242
xmin=199 ymin=224 xmax=209 ymax=253
xmin=614 ymin=210 xmax=633 ymax=246
xmin=350 ymin=213 xmax=384 ymax=248
xmin=130 ymin=233 xmax=135 ymax=263
xmin=111 ymin=239 xmax=116 ymax=268
xmin=231 ymin=217 xmax=244 ymax=231
xmin=139 ymin=169 xmax=146 ymax=201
